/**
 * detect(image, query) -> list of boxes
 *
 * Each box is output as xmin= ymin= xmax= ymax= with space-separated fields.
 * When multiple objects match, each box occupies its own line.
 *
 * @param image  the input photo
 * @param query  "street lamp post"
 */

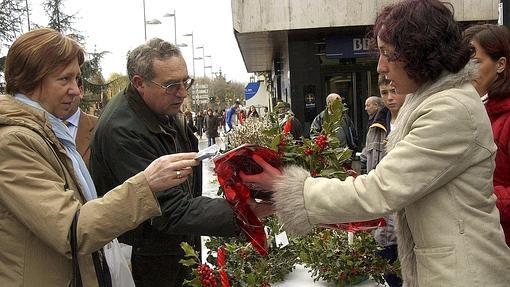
xmin=204 ymin=55 xmax=212 ymax=78
xmin=163 ymin=10 xmax=177 ymax=45
xmin=143 ymin=0 xmax=147 ymax=41
xmin=183 ymin=32 xmax=196 ymax=110
xmin=183 ymin=32 xmax=195 ymax=78
xmin=195 ymin=46 xmax=206 ymax=78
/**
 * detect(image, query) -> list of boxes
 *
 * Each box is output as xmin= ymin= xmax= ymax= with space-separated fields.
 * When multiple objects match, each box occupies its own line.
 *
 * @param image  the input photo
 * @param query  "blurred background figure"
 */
xmin=238 ymin=108 xmax=246 ymax=125
xmin=276 ymin=100 xmax=302 ymax=139
xmin=205 ymin=108 xmax=220 ymax=146
xmin=61 ymin=77 xmax=98 ymax=167
xmin=311 ymin=93 xmax=358 ymax=151
xmin=463 ymin=23 xmax=510 ymax=246
xmin=247 ymin=105 xmax=260 ymax=118
xmin=194 ymin=110 xmax=205 ymax=139
xmin=360 ymin=75 xmax=405 ymax=287
xmin=364 ymin=96 xmax=384 ymax=126
xmin=225 ymin=101 xmax=240 ymax=132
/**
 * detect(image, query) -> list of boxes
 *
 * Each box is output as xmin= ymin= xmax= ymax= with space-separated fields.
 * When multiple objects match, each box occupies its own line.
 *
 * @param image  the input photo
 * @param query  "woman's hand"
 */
xmin=239 ymin=154 xmax=282 ymax=193
xmin=144 ymin=152 xmax=199 ymax=193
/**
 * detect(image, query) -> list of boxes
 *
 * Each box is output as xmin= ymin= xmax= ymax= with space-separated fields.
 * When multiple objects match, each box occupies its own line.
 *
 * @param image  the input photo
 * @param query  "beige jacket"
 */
xmin=0 ymin=95 xmax=161 ymax=287
xmin=76 ymin=111 xmax=98 ymax=168
xmin=273 ymin=64 xmax=510 ymax=286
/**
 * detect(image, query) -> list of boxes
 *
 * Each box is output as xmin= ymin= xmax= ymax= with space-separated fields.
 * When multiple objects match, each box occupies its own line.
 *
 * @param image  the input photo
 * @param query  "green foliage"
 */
xmin=193 ymin=75 xmax=245 ymax=112
xmin=298 ymin=229 xmax=399 ymax=286
xmin=205 ymin=217 xmax=299 ymax=287
xmin=0 ymin=0 xmax=26 ymax=45
xmin=43 ymin=0 xmax=84 ymax=43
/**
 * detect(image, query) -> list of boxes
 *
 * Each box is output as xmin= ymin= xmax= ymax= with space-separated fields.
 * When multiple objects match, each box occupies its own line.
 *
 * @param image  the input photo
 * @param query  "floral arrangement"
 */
xmin=181 ymin=101 xmax=400 ymax=286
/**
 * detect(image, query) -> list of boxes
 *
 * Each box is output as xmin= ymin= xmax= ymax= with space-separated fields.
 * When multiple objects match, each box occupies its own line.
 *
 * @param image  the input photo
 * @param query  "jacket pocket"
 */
xmin=414 ymin=246 xmax=455 ymax=287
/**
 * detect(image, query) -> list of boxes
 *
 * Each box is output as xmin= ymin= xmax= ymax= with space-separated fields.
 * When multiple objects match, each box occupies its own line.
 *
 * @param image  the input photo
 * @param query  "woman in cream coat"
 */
xmin=241 ymin=1 xmax=510 ymax=286
xmin=0 ymin=28 xmax=198 ymax=286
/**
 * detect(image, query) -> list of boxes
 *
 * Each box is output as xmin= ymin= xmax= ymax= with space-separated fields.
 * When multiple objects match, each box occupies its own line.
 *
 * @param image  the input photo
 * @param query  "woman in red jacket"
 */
xmin=464 ymin=24 xmax=510 ymax=246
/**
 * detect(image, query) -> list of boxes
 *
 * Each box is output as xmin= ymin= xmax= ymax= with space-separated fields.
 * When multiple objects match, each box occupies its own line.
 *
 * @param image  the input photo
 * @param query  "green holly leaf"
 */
xmin=183 ymin=277 xmax=202 ymax=287
xmin=336 ymin=149 xmax=353 ymax=162
xmin=179 ymin=258 xmax=197 ymax=267
xmin=180 ymin=242 xmax=199 ymax=259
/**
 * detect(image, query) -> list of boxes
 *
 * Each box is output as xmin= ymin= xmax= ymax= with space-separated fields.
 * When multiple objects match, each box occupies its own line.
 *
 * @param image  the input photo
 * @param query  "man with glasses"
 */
xmin=89 ymin=38 xmax=244 ymax=287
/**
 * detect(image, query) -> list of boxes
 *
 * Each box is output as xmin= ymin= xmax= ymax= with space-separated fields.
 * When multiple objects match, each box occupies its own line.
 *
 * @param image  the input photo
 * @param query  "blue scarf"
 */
xmin=14 ymin=94 xmax=98 ymax=201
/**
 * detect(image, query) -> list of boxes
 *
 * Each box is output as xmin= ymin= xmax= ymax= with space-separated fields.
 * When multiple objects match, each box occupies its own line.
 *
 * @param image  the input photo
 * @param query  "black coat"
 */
xmin=90 ymin=85 xmax=240 ymax=283
xmin=204 ymin=115 xmax=219 ymax=138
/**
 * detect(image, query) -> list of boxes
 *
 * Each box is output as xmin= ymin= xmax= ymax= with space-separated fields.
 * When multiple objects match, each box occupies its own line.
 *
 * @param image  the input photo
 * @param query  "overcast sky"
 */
xmin=20 ymin=0 xmax=252 ymax=83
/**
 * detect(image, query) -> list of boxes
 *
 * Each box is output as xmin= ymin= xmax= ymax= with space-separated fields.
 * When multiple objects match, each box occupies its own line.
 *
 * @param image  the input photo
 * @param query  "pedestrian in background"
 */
xmin=194 ymin=110 xmax=205 ymax=139
xmin=247 ymin=105 xmax=260 ymax=118
xmin=311 ymin=93 xmax=358 ymax=151
xmin=0 ymin=27 xmax=198 ymax=287
xmin=361 ymin=75 xmax=405 ymax=287
xmin=364 ymin=95 xmax=384 ymax=126
xmin=463 ymin=23 xmax=510 ymax=247
xmin=361 ymin=75 xmax=405 ymax=174
xmin=238 ymin=109 xmax=246 ymax=125
xmin=276 ymin=100 xmax=302 ymax=139
xmin=225 ymin=101 xmax=239 ymax=132
xmin=240 ymin=1 xmax=510 ymax=286
xmin=61 ymin=77 xmax=98 ymax=167
xmin=205 ymin=108 xmax=219 ymax=146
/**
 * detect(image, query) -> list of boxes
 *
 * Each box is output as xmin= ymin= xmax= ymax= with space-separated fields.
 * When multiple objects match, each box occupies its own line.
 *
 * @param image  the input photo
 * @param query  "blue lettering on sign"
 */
xmin=326 ymin=36 xmax=370 ymax=59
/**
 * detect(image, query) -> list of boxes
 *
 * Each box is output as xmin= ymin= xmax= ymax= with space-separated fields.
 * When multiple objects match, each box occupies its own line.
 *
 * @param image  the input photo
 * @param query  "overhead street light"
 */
xmin=195 ymin=46 xmax=207 ymax=78
xmin=146 ymin=19 xmax=162 ymax=25
xmin=183 ymin=32 xmax=196 ymax=110
xmin=204 ymin=55 xmax=213 ymax=78
xmin=183 ymin=32 xmax=195 ymax=78
xmin=163 ymin=10 xmax=177 ymax=45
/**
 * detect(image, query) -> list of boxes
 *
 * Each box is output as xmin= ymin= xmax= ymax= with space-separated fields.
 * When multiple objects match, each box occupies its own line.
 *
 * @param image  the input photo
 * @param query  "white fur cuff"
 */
xmin=272 ymin=165 xmax=313 ymax=235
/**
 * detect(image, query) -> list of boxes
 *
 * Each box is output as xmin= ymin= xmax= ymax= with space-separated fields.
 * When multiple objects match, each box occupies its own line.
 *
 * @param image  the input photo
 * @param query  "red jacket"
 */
xmin=486 ymin=96 xmax=510 ymax=246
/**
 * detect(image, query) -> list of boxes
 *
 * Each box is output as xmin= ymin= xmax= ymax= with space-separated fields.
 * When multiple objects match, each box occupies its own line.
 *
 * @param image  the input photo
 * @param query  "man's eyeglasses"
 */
xmin=149 ymin=77 xmax=194 ymax=94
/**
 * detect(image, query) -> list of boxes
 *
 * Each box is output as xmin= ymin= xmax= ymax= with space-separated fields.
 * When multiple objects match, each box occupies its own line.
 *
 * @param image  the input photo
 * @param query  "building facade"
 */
xmin=232 ymin=0 xmax=499 ymax=145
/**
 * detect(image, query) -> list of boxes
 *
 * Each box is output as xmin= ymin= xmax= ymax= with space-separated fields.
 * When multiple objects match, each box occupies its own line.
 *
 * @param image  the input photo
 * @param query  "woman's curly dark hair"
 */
xmin=373 ymin=0 xmax=471 ymax=85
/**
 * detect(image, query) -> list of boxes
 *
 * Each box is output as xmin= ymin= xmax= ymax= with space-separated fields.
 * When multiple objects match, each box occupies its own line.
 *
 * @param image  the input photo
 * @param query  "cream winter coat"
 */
xmin=273 ymin=62 xmax=510 ymax=287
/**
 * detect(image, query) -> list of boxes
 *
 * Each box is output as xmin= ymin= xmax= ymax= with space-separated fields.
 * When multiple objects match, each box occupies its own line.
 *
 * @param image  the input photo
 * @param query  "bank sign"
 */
xmin=325 ymin=36 xmax=370 ymax=58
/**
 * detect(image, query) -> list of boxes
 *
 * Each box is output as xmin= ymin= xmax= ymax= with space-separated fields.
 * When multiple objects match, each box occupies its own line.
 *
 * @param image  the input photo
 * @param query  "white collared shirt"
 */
xmin=64 ymin=109 xmax=81 ymax=141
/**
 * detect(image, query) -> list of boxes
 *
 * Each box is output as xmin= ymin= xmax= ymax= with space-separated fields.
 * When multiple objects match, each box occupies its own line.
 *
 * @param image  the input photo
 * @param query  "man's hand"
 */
xmin=144 ymin=152 xmax=199 ymax=193
xmin=247 ymin=198 xmax=274 ymax=218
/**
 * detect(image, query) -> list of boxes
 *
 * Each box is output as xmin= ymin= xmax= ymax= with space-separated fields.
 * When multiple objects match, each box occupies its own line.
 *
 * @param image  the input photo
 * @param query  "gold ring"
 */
xmin=176 ymin=170 xmax=182 ymax=179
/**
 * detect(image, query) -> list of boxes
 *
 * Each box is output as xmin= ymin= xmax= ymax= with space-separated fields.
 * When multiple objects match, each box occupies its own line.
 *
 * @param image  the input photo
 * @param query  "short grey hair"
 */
xmin=127 ymin=38 xmax=182 ymax=81
xmin=366 ymin=96 xmax=384 ymax=109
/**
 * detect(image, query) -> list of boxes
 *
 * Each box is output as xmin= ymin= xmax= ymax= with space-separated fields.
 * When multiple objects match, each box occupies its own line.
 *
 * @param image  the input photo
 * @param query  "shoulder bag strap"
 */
xmin=71 ymin=210 xmax=82 ymax=287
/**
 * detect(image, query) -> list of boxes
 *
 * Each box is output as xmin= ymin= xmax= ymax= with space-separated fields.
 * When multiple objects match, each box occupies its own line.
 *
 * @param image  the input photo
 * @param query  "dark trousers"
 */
xmin=208 ymin=136 xmax=216 ymax=147
xmin=378 ymin=244 xmax=402 ymax=287
xmin=132 ymin=253 xmax=191 ymax=287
